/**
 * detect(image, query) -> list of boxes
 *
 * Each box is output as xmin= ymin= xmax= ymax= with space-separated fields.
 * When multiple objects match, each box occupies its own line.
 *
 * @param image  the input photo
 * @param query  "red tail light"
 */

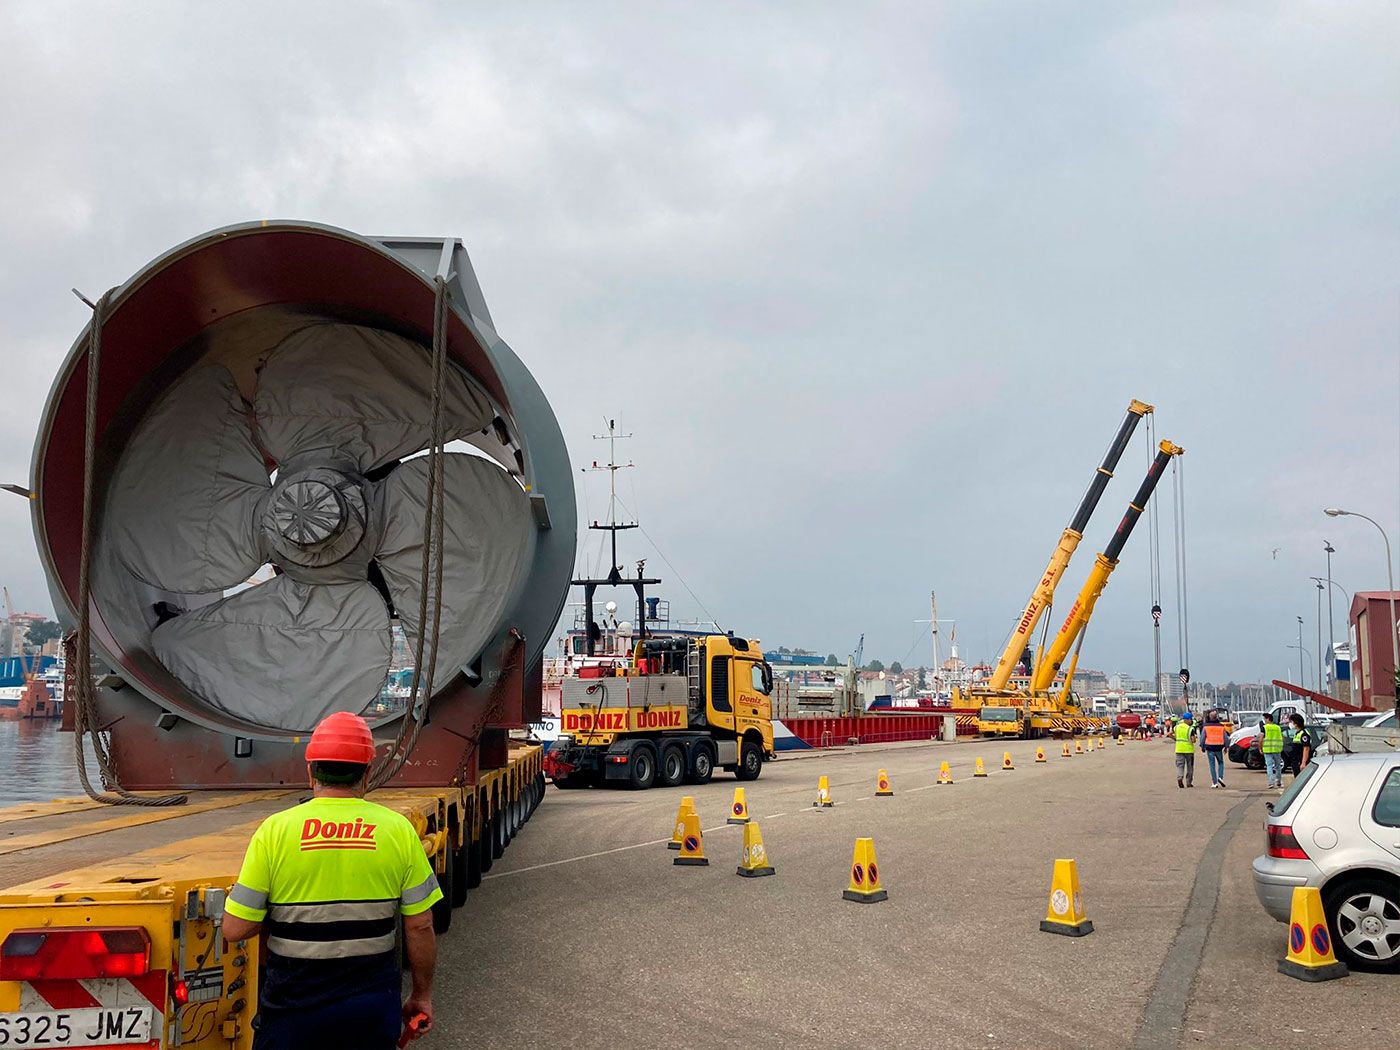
xmin=1267 ymin=825 xmax=1309 ymax=860
xmin=0 ymin=927 xmax=150 ymax=980
xmin=171 ymin=977 xmax=190 ymax=1005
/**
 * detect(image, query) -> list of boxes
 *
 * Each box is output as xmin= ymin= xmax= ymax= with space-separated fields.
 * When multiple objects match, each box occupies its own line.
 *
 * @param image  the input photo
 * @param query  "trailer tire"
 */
xmin=433 ymin=858 xmax=454 ymax=933
xmin=629 ymin=744 xmax=658 ymax=790
xmin=465 ymin=833 xmax=483 ymax=889
xmin=735 ymin=739 xmax=763 ymax=781
xmin=479 ymin=822 xmax=494 ymax=873
xmin=493 ymin=813 xmax=506 ymax=858
xmin=659 ymin=746 xmax=686 ymax=787
xmin=450 ymin=843 xmax=470 ymax=907
xmin=531 ymin=773 xmax=546 ymax=814
xmin=687 ymin=745 xmax=714 ymax=785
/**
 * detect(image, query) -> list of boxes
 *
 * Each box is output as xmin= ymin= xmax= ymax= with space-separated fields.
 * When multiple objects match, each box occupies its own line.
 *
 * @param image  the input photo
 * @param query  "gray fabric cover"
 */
xmin=151 ymin=576 xmax=391 ymax=732
xmin=375 ymin=453 xmax=532 ymax=690
xmin=104 ymin=365 xmax=270 ymax=594
xmin=254 ymin=324 xmax=495 ymax=472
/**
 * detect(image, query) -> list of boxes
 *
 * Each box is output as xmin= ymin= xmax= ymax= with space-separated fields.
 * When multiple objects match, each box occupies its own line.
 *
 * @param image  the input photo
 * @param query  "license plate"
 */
xmin=0 ymin=1006 xmax=154 ymax=1047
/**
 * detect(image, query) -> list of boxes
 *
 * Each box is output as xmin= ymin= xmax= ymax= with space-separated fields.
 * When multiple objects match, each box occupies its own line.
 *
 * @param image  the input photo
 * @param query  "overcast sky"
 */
xmin=2 ymin=2 xmax=1396 ymax=686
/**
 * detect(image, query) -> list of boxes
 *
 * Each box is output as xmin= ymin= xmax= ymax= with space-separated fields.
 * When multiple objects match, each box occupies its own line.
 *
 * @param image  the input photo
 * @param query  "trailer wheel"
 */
xmin=492 ymin=813 xmax=506 ymax=858
xmin=530 ymin=773 xmax=546 ymax=814
xmin=734 ymin=740 xmax=763 ymax=781
xmin=659 ymin=746 xmax=686 ymax=787
xmin=628 ymin=745 xmax=658 ymax=789
xmin=450 ymin=843 xmax=469 ymax=907
xmin=687 ymin=745 xmax=714 ymax=785
xmin=478 ymin=822 xmax=494 ymax=873
xmin=433 ymin=859 xmax=454 ymax=933
xmin=465 ymin=833 xmax=483 ymax=889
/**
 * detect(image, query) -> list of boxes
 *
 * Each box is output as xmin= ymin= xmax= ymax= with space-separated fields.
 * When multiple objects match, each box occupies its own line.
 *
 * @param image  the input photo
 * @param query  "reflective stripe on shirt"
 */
xmin=228 ymin=882 xmax=268 ymax=914
xmin=401 ymin=875 xmax=440 ymax=908
xmin=265 ymin=897 xmax=398 ymax=960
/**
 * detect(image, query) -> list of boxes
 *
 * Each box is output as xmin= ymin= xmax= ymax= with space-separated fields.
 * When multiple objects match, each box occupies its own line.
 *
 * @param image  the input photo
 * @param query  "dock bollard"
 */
xmin=668 ymin=795 xmax=697 ymax=850
xmin=1002 ymin=751 xmax=1015 ymax=771
xmin=1039 ymin=859 xmax=1093 ymax=937
xmin=876 ymin=769 xmax=894 ymax=796
xmin=673 ymin=811 xmax=708 ymax=867
xmin=814 ymin=775 xmax=834 ymax=808
xmin=728 ymin=787 xmax=750 ymax=825
xmin=1278 ymin=887 xmax=1348 ymax=982
xmin=842 ymin=837 xmax=888 ymax=903
xmin=736 ymin=821 xmax=775 ymax=878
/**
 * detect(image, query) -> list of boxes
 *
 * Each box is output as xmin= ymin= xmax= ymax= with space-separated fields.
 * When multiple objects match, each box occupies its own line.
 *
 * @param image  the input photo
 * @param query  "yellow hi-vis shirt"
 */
xmin=225 ymin=796 xmax=441 ymax=1012
xmin=1174 ymin=721 xmax=1195 ymax=753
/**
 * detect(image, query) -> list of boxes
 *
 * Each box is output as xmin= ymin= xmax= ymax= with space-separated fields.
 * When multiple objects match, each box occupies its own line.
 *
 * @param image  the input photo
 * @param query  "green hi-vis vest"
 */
xmin=1174 ymin=721 xmax=1194 ymax=753
xmin=1261 ymin=722 xmax=1284 ymax=754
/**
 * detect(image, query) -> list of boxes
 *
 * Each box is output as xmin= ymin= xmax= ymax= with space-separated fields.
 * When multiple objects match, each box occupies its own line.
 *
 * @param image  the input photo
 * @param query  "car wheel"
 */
xmin=734 ymin=740 xmax=763 ymax=782
xmin=1325 ymin=876 xmax=1400 ymax=973
xmin=687 ymin=746 xmax=714 ymax=785
xmin=1245 ymin=749 xmax=1264 ymax=771
xmin=629 ymin=745 xmax=658 ymax=789
xmin=659 ymin=746 xmax=686 ymax=787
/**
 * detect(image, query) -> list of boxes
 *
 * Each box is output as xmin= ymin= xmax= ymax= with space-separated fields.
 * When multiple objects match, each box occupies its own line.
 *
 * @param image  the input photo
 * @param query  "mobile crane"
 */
xmin=964 ymin=400 xmax=1152 ymax=736
xmin=545 ymin=633 xmax=776 ymax=789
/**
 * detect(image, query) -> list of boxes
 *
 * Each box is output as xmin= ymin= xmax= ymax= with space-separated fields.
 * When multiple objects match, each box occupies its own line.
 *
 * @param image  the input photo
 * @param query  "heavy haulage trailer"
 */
xmin=0 ymin=221 xmax=577 ymax=1049
xmin=545 ymin=634 xmax=777 ymax=789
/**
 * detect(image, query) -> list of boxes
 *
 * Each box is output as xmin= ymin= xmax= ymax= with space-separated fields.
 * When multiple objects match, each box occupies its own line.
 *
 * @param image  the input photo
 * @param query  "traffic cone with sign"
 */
xmin=1035 ymin=746 xmax=1046 ymax=763
xmin=727 ymin=787 xmax=750 ymax=825
xmin=1002 ymin=751 xmax=1015 ymax=771
xmin=1278 ymin=887 xmax=1348 ymax=981
xmin=672 ymin=811 xmax=708 ymax=866
xmin=937 ymin=761 xmax=953 ymax=785
xmin=736 ymin=821 xmax=775 ymax=878
xmin=973 ymin=757 xmax=988 ymax=778
xmin=842 ymin=837 xmax=887 ymax=903
xmin=1074 ymin=738 xmax=1083 ymax=754
xmin=1097 ymin=736 xmax=1105 ymax=750
xmin=1061 ymin=740 xmax=1072 ymax=758
xmin=814 ymin=775 xmax=834 ymax=808
xmin=1039 ymin=858 xmax=1093 ymax=937
xmin=1116 ymin=734 xmax=1124 ymax=746
xmin=668 ymin=795 xmax=696 ymax=850
xmin=876 ymin=769 xmax=894 ymax=796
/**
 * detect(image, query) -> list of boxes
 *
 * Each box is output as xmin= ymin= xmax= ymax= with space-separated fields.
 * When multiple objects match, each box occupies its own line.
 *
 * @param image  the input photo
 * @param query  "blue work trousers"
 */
xmin=1263 ymin=752 xmax=1284 ymax=787
xmin=253 ymin=986 xmax=401 ymax=1050
xmin=1205 ymin=749 xmax=1225 ymax=784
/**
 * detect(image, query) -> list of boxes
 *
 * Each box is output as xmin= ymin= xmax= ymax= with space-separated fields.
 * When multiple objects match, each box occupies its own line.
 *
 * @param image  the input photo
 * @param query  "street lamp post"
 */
xmin=1309 ymin=577 xmax=1325 ymax=693
xmin=1325 ymin=509 xmax=1399 ymax=717
xmin=1287 ymin=640 xmax=1311 ymax=686
xmin=1295 ymin=615 xmax=1305 ymax=685
xmin=1324 ymin=540 xmax=1336 ymax=647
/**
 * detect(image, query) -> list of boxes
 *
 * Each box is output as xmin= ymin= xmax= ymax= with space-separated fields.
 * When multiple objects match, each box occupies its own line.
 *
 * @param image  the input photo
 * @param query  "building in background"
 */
xmin=1350 ymin=591 xmax=1399 ymax=711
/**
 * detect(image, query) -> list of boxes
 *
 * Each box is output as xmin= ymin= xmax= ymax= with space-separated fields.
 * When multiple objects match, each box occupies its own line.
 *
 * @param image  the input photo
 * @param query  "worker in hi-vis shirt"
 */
xmin=222 ymin=712 xmax=441 ymax=1049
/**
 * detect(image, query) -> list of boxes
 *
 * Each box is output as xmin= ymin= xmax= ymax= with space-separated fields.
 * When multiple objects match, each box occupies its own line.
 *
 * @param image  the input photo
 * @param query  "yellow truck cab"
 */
xmin=977 ymin=706 xmax=1024 ymax=737
xmin=546 ymin=634 xmax=776 ymax=789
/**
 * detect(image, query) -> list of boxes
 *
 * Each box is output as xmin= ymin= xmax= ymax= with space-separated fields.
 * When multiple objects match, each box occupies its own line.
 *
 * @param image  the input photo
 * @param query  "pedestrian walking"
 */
xmin=1287 ymin=712 xmax=1314 ymax=780
xmin=221 ymin=712 xmax=441 ymax=1049
xmin=1173 ymin=710 xmax=1197 ymax=787
xmin=1260 ymin=711 xmax=1285 ymax=789
xmin=1201 ymin=710 xmax=1228 ymax=788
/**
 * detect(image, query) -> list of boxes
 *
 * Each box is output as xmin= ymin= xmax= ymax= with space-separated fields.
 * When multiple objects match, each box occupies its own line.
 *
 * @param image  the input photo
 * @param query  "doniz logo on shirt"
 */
xmin=300 ymin=817 xmax=378 ymax=851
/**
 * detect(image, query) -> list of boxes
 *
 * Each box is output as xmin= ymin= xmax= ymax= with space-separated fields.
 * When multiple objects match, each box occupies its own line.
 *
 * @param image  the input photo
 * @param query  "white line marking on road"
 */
xmin=855 ymin=796 xmax=871 ymax=801
xmin=906 ymin=784 xmax=936 ymax=792
xmin=484 ymin=823 xmax=735 ymax=879
xmin=765 ymin=812 xmax=787 ymax=819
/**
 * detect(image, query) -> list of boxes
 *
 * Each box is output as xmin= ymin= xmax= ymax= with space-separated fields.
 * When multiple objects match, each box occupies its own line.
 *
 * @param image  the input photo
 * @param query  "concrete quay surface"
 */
xmin=433 ymin=737 xmax=1391 ymax=1050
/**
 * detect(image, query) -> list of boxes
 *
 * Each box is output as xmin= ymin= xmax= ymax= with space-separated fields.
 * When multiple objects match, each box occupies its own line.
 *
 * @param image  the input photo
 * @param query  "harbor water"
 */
xmin=0 ymin=719 xmax=98 ymax=803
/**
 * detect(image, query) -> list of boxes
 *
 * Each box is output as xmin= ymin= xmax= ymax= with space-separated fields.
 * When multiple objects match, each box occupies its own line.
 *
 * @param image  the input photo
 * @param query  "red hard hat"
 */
xmin=305 ymin=711 xmax=375 ymax=765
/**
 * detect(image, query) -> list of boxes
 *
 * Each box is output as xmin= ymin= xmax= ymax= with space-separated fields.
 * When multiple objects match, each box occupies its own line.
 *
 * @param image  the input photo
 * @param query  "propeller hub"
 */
xmin=271 ymin=479 xmax=345 ymax=546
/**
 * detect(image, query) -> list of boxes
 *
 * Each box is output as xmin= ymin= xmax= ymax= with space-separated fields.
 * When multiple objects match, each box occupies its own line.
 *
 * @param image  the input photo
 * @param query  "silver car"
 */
xmin=1252 ymin=752 xmax=1400 ymax=972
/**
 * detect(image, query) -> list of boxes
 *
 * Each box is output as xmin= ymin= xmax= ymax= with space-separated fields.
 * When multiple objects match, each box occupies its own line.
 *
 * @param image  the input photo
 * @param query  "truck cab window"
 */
xmin=750 ymin=662 xmax=772 ymax=695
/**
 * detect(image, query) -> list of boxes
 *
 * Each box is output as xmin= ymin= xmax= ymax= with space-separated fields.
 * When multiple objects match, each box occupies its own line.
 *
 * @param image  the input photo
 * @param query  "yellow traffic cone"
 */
xmin=1115 ymin=734 xmax=1124 ymax=746
xmin=1074 ymin=738 xmax=1083 ymax=754
xmin=1039 ymin=858 xmax=1093 ymax=937
xmin=1002 ymin=751 xmax=1015 ymax=771
xmin=1035 ymin=746 xmax=1046 ymax=763
xmin=736 ymin=821 xmax=775 ymax=878
xmin=875 ymin=769 xmax=894 ymax=796
xmin=937 ymin=760 xmax=953 ymax=785
xmin=668 ymin=795 xmax=696 ymax=851
xmin=728 ymin=787 xmax=750 ymax=825
xmin=672 ymin=811 xmax=708 ymax=867
xmin=1096 ymin=736 xmax=1105 ymax=750
xmin=1278 ymin=887 xmax=1348 ymax=981
xmin=814 ymin=775 xmax=834 ymax=808
xmin=1061 ymin=740 xmax=1072 ymax=758
xmin=973 ymin=757 xmax=988 ymax=778
xmin=842 ymin=837 xmax=888 ymax=903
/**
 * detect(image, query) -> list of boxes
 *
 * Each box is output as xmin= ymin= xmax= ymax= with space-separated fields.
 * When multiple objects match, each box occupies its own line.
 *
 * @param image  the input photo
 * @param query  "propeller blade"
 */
xmin=374 ymin=453 xmax=532 ymax=689
xmin=151 ymin=575 xmax=392 ymax=733
xmin=254 ymin=323 xmax=495 ymax=472
xmin=103 ymin=365 xmax=270 ymax=594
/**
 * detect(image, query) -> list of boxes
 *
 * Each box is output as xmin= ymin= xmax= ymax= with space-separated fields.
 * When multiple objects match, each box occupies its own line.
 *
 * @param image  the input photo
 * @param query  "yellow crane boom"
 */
xmin=986 ymin=399 xmax=1153 ymax=691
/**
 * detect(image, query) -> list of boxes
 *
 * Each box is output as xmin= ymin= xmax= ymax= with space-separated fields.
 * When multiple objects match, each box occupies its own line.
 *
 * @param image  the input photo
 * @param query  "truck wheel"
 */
xmin=1325 ymin=876 xmax=1400 ymax=973
xmin=629 ymin=745 xmax=658 ymax=789
xmin=687 ymin=746 xmax=714 ymax=785
xmin=1245 ymin=749 xmax=1264 ymax=771
xmin=450 ymin=843 xmax=469 ymax=907
xmin=734 ymin=740 xmax=763 ymax=781
xmin=659 ymin=746 xmax=686 ymax=787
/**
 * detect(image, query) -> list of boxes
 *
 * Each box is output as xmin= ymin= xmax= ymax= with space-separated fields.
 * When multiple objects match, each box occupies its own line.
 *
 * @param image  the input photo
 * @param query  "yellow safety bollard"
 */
xmin=672 ymin=811 xmax=708 ymax=867
xmin=814 ymin=775 xmax=834 ymax=808
xmin=1035 ymin=746 xmax=1046 ymax=763
xmin=1039 ymin=858 xmax=1093 ymax=937
xmin=736 ymin=821 xmax=775 ymax=878
xmin=973 ymin=757 xmax=988 ymax=778
xmin=728 ymin=787 xmax=750 ymax=825
xmin=875 ymin=769 xmax=894 ymax=796
xmin=937 ymin=760 xmax=953 ymax=785
xmin=1278 ymin=887 xmax=1348 ymax=981
xmin=668 ymin=795 xmax=696 ymax=851
xmin=1002 ymin=751 xmax=1015 ymax=771
xmin=842 ymin=837 xmax=888 ymax=903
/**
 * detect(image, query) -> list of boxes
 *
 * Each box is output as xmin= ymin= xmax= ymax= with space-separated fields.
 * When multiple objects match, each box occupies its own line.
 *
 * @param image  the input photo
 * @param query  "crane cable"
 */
xmin=71 ymin=289 xmax=187 ymax=806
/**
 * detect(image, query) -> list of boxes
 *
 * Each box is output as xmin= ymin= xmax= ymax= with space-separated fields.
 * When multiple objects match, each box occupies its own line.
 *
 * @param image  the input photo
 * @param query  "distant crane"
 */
xmin=851 ymin=633 xmax=864 ymax=671
xmin=1 ymin=586 xmax=32 ymax=682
